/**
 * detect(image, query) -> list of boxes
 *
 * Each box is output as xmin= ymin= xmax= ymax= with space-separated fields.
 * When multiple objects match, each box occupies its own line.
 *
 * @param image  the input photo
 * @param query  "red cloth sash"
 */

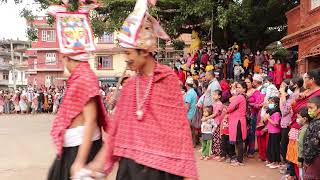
xmin=51 ymin=62 xmax=108 ymax=157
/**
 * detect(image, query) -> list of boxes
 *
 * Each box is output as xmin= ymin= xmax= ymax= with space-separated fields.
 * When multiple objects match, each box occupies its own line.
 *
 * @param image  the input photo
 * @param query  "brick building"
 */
xmin=26 ymin=16 xmax=65 ymax=87
xmin=281 ymin=0 xmax=320 ymax=75
xmin=26 ymin=16 xmax=128 ymax=87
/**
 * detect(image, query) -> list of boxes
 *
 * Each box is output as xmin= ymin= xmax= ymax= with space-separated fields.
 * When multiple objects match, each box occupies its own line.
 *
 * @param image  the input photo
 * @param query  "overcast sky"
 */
xmin=0 ymin=0 xmax=45 ymax=41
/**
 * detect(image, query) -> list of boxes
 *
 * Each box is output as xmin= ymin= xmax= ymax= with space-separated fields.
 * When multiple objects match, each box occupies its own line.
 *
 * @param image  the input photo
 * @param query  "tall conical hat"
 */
xmin=117 ymin=0 xmax=170 ymax=51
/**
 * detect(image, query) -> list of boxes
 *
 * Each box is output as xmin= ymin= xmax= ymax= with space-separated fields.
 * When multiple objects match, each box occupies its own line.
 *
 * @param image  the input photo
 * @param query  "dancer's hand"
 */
xmin=71 ymin=160 xmax=84 ymax=177
xmin=86 ymin=160 xmax=105 ymax=174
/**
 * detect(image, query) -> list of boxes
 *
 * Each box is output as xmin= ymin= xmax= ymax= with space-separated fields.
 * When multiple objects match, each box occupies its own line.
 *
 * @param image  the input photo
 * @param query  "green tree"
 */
xmin=3 ymin=0 xmax=300 ymax=50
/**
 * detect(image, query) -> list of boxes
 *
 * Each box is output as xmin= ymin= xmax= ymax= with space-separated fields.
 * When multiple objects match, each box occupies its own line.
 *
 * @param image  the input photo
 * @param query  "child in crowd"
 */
xmin=200 ymin=107 xmax=217 ymax=160
xmin=265 ymin=97 xmax=282 ymax=169
xmin=296 ymin=107 xmax=311 ymax=180
xmin=268 ymin=67 xmax=275 ymax=82
xmin=204 ymin=90 xmax=224 ymax=160
xmin=218 ymin=103 xmax=236 ymax=163
xmin=233 ymin=62 xmax=244 ymax=81
xmin=303 ymin=95 xmax=320 ymax=180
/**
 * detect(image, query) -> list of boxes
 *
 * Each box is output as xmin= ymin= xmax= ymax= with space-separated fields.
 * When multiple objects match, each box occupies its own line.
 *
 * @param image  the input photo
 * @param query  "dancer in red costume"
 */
xmin=87 ymin=0 xmax=198 ymax=180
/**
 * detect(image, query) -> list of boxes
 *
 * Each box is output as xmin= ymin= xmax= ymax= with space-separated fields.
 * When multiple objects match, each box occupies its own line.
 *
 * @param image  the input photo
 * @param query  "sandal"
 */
xmin=212 ymin=156 xmax=220 ymax=160
xmin=217 ymin=157 xmax=226 ymax=162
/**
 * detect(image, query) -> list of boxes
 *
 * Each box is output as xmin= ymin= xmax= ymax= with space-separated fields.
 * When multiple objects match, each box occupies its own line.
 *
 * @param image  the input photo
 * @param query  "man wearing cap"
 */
xmin=185 ymin=77 xmax=198 ymax=122
xmin=185 ymin=77 xmax=198 ymax=147
xmin=252 ymin=73 xmax=268 ymax=161
xmin=87 ymin=0 xmax=198 ymax=180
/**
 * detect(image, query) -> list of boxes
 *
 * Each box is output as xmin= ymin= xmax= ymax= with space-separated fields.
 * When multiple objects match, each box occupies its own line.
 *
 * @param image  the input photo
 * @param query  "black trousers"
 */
xmin=116 ymin=158 xmax=183 ymax=180
xmin=220 ymin=134 xmax=236 ymax=158
xmin=47 ymin=139 xmax=102 ymax=180
xmin=235 ymin=121 xmax=244 ymax=163
xmin=226 ymin=63 xmax=233 ymax=79
xmin=280 ymin=127 xmax=289 ymax=162
xmin=267 ymin=133 xmax=281 ymax=163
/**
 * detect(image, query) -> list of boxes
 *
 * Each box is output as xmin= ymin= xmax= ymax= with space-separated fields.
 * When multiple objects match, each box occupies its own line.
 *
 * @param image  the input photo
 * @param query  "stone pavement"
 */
xmin=0 ymin=114 xmax=281 ymax=180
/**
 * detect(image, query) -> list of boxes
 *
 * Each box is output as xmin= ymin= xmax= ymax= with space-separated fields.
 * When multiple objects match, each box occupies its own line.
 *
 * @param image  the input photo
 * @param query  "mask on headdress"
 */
xmin=48 ymin=0 xmax=98 ymax=55
xmin=117 ymin=0 xmax=170 ymax=51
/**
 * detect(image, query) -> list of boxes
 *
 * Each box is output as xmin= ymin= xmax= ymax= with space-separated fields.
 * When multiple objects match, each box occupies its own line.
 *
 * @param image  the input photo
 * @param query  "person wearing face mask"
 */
xmin=279 ymin=79 xmax=294 ymax=171
xmin=303 ymin=96 xmax=320 ymax=180
xmin=264 ymin=97 xmax=282 ymax=169
xmin=224 ymin=81 xmax=248 ymax=166
xmin=296 ymin=107 xmax=312 ymax=180
xmin=261 ymin=77 xmax=279 ymax=119
xmin=286 ymin=71 xmax=320 ymax=180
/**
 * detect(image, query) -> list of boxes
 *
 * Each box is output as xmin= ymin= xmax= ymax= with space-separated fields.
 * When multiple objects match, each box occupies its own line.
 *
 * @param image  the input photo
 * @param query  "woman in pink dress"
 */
xmin=245 ymin=77 xmax=262 ymax=157
xmin=225 ymin=81 xmax=248 ymax=166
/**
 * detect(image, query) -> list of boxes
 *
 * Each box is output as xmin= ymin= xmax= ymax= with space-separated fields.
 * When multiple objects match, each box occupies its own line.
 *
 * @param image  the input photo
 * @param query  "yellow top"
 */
xmin=205 ymin=65 xmax=214 ymax=72
xmin=243 ymin=58 xmax=249 ymax=68
xmin=193 ymin=75 xmax=199 ymax=80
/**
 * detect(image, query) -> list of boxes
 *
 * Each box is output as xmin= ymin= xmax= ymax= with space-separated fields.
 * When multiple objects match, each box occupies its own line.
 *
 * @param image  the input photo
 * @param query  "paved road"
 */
xmin=0 ymin=114 xmax=281 ymax=180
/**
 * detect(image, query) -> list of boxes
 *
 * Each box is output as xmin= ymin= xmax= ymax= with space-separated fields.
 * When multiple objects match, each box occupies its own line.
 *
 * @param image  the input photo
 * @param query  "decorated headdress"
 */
xmin=48 ymin=0 xmax=98 ymax=57
xmin=117 ymin=0 xmax=170 ymax=51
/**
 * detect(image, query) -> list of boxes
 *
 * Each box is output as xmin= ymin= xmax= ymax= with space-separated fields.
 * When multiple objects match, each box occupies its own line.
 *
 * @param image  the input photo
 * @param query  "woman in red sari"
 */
xmin=274 ymin=60 xmax=284 ymax=89
xmin=287 ymin=71 xmax=320 ymax=179
xmin=284 ymin=63 xmax=293 ymax=79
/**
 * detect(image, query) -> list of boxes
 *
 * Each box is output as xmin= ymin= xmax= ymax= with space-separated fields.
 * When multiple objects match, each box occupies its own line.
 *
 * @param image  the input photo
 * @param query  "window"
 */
xmin=45 ymin=53 xmax=56 ymax=65
xmin=3 ymin=72 xmax=9 ymax=80
xmin=42 ymin=30 xmax=56 ymax=41
xmin=20 ymin=71 xmax=24 ymax=81
xmin=98 ymin=32 xmax=114 ymax=44
xmin=312 ymin=0 xmax=320 ymax=9
xmin=97 ymin=56 xmax=113 ymax=69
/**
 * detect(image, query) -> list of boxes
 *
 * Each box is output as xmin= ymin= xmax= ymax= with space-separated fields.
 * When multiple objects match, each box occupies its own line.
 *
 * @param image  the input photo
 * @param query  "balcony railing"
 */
xmin=0 ymin=80 xmax=9 ymax=85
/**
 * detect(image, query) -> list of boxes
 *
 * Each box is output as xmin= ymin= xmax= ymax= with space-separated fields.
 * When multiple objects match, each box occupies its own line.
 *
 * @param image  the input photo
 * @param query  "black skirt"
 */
xmin=116 ymin=158 xmax=183 ymax=180
xmin=267 ymin=133 xmax=281 ymax=163
xmin=47 ymin=139 xmax=102 ymax=180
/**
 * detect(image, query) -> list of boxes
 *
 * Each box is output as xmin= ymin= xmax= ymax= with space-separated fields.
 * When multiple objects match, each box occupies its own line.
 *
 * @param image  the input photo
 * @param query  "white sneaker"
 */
xmin=269 ymin=164 xmax=280 ymax=169
xmin=266 ymin=163 xmax=273 ymax=167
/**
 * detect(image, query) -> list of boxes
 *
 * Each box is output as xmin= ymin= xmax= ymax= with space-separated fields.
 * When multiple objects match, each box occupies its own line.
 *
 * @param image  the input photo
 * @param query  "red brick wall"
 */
xmin=300 ymin=0 xmax=320 ymax=28
xmin=27 ymin=71 xmax=65 ymax=87
xmin=297 ymin=34 xmax=320 ymax=75
xmin=286 ymin=6 xmax=301 ymax=34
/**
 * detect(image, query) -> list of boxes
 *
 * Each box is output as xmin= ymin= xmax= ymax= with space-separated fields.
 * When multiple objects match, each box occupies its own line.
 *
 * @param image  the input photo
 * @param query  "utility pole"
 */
xmin=211 ymin=10 xmax=214 ymax=50
xmin=10 ymin=40 xmax=16 ymax=90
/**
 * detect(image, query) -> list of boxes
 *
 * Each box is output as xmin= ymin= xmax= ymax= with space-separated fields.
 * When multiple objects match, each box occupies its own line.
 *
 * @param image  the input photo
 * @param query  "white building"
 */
xmin=0 ymin=39 xmax=30 ymax=88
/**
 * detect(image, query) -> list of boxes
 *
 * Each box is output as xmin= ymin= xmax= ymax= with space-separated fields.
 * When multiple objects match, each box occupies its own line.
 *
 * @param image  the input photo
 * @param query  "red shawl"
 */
xmin=51 ymin=62 xmax=108 ymax=157
xmin=291 ymin=88 xmax=320 ymax=129
xmin=105 ymin=63 xmax=198 ymax=179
